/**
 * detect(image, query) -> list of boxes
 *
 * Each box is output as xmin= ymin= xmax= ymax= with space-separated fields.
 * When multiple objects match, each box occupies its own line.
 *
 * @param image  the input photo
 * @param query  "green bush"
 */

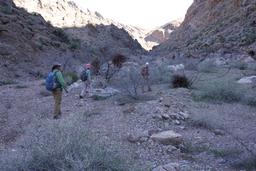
xmin=192 ymin=80 xmax=244 ymax=103
xmin=150 ymin=64 xmax=172 ymax=84
xmin=210 ymin=148 xmax=241 ymax=158
xmin=197 ymin=60 xmax=217 ymax=73
xmin=53 ymin=28 xmax=70 ymax=44
xmin=64 ymin=72 xmax=79 ymax=85
xmin=0 ymin=6 xmax=12 ymax=14
xmin=69 ymin=38 xmax=81 ymax=51
xmin=231 ymin=62 xmax=248 ymax=70
xmin=232 ymin=157 xmax=256 ymax=171
xmin=180 ymin=141 xmax=209 ymax=155
xmin=0 ymin=114 xmax=135 ymax=171
xmin=241 ymin=93 xmax=256 ymax=107
xmin=189 ymin=113 xmax=221 ymax=131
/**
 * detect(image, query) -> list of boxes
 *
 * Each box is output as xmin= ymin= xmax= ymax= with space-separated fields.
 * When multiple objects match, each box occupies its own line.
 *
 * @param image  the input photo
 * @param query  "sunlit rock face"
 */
xmin=145 ymin=20 xmax=181 ymax=44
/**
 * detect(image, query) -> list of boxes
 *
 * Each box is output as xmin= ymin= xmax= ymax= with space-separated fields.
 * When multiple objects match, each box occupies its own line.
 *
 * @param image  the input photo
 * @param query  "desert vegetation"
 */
xmin=1 ymin=0 xmax=256 ymax=170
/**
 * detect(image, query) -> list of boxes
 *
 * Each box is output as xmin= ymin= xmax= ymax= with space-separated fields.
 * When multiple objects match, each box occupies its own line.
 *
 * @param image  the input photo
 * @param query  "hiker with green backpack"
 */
xmin=46 ymin=63 xmax=68 ymax=119
xmin=79 ymin=63 xmax=92 ymax=99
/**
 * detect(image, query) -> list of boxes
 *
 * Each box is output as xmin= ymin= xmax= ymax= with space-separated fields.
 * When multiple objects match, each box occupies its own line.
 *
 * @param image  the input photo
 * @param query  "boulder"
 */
xmin=90 ymin=87 xmax=120 ymax=98
xmin=167 ymin=64 xmax=185 ymax=72
xmin=151 ymin=130 xmax=183 ymax=146
xmin=237 ymin=76 xmax=256 ymax=84
xmin=153 ymin=162 xmax=180 ymax=171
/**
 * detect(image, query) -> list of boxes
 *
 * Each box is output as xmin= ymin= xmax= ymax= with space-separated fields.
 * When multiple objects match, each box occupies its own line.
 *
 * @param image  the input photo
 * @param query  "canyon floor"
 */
xmin=0 ymin=67 xmax=256 ymax=171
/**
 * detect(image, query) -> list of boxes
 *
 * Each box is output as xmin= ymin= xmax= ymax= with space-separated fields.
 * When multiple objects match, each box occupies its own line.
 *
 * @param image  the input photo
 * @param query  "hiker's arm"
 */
xmin=56 ymin=71 xmax=67 ymax=89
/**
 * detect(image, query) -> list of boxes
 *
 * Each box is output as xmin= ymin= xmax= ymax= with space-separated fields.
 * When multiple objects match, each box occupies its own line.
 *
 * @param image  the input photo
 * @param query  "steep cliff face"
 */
xmin=0 ymin=0 xmax=144 ymax=80
xmin=13 ymin=0 xmax=144 ymax=61
xmin=13 ymin=0 xmax=152 ymax=50
xmin=0 ymin=0 xmax=75 ymax=79
xmin=145 ymin=20 xmax=181 ymax=45
xmin=153 ymin=0 xmax=256 ymax=59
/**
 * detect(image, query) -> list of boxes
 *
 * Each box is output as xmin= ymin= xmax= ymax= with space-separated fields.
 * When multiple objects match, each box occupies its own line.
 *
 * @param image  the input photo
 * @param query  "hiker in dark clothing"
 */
xmin=51 ymin=63 xmax=67 ymax=119
xmin=141 ymin=62 xmax=152 ymax=93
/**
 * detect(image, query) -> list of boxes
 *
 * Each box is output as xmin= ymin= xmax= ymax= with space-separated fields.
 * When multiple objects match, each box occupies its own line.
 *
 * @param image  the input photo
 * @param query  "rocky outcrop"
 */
xmin=13 ymin=0 xmax=110 ymax=28
xmin=153 ymin=0 xmax=256 ymax=59
xmin=0 ymin=0 xmax=144 ymax=80
xmin=13 ymin=0 xmax=152 ymax=50
xmin=0 ymin=0 xmax=73 ymax=79
xmin=150 ymin=130 xmax=183 ymax=146
xmin=145 ymin=20 xmax=181 ymax=45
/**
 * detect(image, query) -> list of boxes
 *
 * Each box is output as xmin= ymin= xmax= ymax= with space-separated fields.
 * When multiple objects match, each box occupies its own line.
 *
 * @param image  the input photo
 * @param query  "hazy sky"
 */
xmin=72 ymin=0 xmax=193 ymax=29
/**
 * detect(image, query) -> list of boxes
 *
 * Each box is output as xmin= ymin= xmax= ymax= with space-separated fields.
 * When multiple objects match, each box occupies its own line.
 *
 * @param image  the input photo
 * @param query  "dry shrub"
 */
xmin=192 ymin=80 xmax=244 ymax=103
xmin=91 ymin=57 xmax=101 ymax=75
xmin=171 ymin=74 xmax=192 ymax=88
xmin=0 ymin=113 xmax=136 ymax=171
xmin=112 ymin=54 xmax=127 ymax=68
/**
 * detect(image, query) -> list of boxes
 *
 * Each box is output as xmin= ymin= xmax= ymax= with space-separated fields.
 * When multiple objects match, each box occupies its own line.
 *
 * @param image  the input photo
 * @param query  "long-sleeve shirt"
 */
xmin=53 ymin=69 xmax=67 ymax=89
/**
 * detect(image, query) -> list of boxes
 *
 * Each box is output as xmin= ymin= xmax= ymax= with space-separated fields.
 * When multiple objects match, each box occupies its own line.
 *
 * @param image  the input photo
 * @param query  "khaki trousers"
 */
xmin=52 ymin=88 xmax=62 ymax=118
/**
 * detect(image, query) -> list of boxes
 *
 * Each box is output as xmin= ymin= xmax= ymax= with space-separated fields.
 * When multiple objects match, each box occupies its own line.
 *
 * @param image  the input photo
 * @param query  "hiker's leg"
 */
xmin=53 ymin=91 xmax=58 ymax=118
xmin=80 ymin=82 xmax=86 ymax=98
xmin=85 ymin=81 xmax=90 ymax=96
xmin=141 ymin=78 xmax=146 ymax=93
xmin=53 ymin=89 xmax=62 ymax=118
xmin=147 ymin=77 xmax=152 ymax=91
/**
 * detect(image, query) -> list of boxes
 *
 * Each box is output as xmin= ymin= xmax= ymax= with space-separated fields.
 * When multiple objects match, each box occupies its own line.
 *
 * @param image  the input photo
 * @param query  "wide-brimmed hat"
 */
xmin=52 ymin=63 xmax=62 ymax=71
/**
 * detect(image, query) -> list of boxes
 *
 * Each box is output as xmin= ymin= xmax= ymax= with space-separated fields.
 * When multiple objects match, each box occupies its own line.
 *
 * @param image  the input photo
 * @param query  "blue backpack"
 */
xmin=45 ymin=71 xmax=58 ymax=91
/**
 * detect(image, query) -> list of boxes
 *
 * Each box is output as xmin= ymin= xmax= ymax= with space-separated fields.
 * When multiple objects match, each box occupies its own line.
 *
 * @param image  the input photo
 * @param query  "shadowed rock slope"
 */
xmin=0 ymin=0 xmax=144 ymax=80
xmin=13 ymin=0 xmax=152 ymax=50
xmin=0 ymin=0 xmax=74 ymax=79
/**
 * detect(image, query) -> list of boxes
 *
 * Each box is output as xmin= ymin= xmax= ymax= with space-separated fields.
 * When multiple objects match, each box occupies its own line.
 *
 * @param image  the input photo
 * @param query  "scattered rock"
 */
xmin=148 ymin=129 xmax=161 ymax=136
xmin=213 ymin=129 xmax=225 ymax=136
xmin=167 ymin=64 xmax=185 ymax=72
xmin=237 ymin=76 xmax=256 ymax=84
xmin=161 ymin=114 xmax=170 ymax=120
xmin=174 ymin=120 xmax=181 ymax=125
xmin=153 ymin=162 xmax=180 ymax=171
xmin=126 ymin=132 xmax=149 ymax=144
xmin=151 ymin=130 xmax=183 ymax=146
xmin=159 ymin=97 xmax=164 ymax=102
xmin=39 ymin=90 xmax=51 ymax=97
xmin=178 ymin=111 xmax=189 ymax=120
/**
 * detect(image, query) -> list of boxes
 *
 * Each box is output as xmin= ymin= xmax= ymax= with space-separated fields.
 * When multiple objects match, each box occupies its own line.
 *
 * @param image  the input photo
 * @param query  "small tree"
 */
xmin=105 ymin=54 xmax=127 ymax=82
xmin=91 ymin=57 xmax=101 ymax=75
xmin=112 ymin=54 xmax=127 ymax=68
xmin=119 ymin=66 xmax=141 ymax=98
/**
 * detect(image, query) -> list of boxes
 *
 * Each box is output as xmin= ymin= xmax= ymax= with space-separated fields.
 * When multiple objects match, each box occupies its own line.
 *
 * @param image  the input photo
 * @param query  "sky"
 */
xmin=72 ymin=0 xmax=193 ymax=29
